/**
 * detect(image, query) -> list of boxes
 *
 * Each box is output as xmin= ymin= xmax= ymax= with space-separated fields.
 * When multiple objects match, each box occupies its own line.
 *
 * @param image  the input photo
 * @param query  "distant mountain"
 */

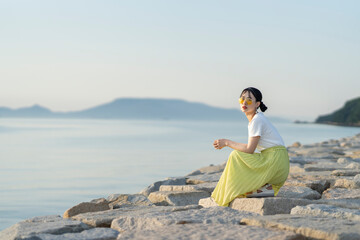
xmin=0 ymin=98 xmax=247 ymax=121
xmin=316 ymin=97 xmax=360 ymax=126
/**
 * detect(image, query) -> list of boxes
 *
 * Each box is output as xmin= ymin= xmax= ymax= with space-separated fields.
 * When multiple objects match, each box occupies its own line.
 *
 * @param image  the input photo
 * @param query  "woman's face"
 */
xmin=239 ymin=91 xmax=260 ymax=113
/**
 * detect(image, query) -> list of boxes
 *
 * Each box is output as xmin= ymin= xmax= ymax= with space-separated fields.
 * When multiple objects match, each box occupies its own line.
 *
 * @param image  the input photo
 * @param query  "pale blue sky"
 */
xmin=1 ymin=0 xmax=359 ymax=120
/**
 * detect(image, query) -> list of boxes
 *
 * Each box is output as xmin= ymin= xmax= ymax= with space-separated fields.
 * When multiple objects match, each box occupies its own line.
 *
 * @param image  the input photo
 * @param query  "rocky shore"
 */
xmin=1 ymin=134 xmax=360 ymax=240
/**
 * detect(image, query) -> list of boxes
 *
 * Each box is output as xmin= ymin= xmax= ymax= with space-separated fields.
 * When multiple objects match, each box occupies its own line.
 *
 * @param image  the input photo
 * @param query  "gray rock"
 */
xmin=71 ymin=205 xmax=200 ymax=228
xmin=289 ymin=163 xmax=305 ymax=173
xmin=106 ymin=194 xmax=154 ymax=209
xmin=0 ymin=215 xmax=91 ymax=240
xmin=30 ymin=228 xmax=119 ymax=240
xmin=322 ymin=188 xmax=360 ymax=199
xmin=186 ymin=172 xmax=222 ymax=184
xmin=338 ymin=157 xmax=353 ymax=164
xmin=63 ymin=199 xmax=110 ymax=218
xmin=116 ymin=223 xmax=301 ymax=240
xmin=319 ymin=199 xmax=360 ymax=210
xmin=198 ymin=197 xmax=218 ymax=207
xmin=186 ymin=163 xmax=226 ymax=176
xmin=346 ymin=162 xmax=360 ymax=169
xmin=159 ymin=182 xmax=217 ymax=193
xmin=334 ymin=175 xmax=360 ymax=189
xmin=241 ymin=214 xmax=360 ymax=240
xmin=148 ymin=191 xmax=210 ymax=206
xmin=304 ymin=161 xmax=347 ymax=172
xmin=139 ymin=177 xmax=187 ymax=197
xmin=228 ymin=197 xmax=312 ymax=215
xmin=111 ymin=207 xmax=259 ymax=232
xmin=291 ymin=204 xmax=360 ymax=221
xmin=332 ymin=169 xmax=360 ymax=176
xmin=284 ymin=179 xmax=330 ymax=194
xmin=277 ymin=186 xmax=321 ymax=199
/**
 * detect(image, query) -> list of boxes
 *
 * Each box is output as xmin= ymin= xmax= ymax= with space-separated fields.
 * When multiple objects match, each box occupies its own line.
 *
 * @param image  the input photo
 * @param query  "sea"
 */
xmin=0 ymin=118 xmax=359 ymax=230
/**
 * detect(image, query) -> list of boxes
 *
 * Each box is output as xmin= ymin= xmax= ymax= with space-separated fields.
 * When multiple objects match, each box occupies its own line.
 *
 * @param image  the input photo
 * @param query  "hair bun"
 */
xmin=260 ymin=102 xmax=268 ymax=112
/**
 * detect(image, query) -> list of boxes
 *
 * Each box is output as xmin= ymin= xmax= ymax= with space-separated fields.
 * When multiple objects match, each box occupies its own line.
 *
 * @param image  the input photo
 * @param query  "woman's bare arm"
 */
xmin=213 ymin=136 xmax=260 ymax=154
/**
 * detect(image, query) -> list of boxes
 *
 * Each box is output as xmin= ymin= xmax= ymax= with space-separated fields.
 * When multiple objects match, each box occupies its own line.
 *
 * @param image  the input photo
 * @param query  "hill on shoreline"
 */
xmin=0 ymin=98 xmax=247 ymax=121
xmin=316 ymin=97 xmax=360 ymax=127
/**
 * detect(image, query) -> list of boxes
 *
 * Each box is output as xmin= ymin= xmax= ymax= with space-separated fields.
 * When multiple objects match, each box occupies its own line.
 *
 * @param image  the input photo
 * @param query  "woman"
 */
xmin=211 ymin=87 xmax=289 ymax=207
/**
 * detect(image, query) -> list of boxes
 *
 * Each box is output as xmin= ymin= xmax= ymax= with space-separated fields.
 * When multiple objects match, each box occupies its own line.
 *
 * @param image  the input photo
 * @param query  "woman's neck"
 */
xmin=245 ymin=111 xmax=257 ymax=122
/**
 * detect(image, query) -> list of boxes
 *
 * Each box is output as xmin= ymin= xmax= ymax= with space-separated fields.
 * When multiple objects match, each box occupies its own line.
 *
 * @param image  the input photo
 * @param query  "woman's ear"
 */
xmin=256 ymin=101 xmax=261 ymax=108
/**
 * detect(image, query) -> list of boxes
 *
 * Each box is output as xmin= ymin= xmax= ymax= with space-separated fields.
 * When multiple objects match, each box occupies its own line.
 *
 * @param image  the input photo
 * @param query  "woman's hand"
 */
xmin=213 ymin=139 xmax=228 ymax=150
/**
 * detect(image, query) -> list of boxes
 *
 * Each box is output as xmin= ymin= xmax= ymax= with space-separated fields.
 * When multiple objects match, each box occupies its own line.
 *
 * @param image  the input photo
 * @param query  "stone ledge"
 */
xmin=229 ymin=197 xmax=313 ymax=215
xmin=241 ymin=214 xmax=360 ymax=240
xmin=148 ymin=191 xmax=210 ymax=206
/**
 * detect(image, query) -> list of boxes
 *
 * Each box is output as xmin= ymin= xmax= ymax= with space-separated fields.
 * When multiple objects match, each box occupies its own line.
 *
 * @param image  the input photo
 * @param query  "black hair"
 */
xmin=240 ymin=87 xmax=268 ymax=112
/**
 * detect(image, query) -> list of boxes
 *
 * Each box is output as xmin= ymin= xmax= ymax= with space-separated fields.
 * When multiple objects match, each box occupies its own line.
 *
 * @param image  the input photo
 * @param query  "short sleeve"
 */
xmin=248 ymin=117 xmax=262 ymax=137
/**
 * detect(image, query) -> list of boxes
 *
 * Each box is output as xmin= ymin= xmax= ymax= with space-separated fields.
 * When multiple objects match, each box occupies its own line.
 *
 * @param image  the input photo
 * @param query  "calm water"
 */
xmin=0 ymin=118 xmax=359 ymax=230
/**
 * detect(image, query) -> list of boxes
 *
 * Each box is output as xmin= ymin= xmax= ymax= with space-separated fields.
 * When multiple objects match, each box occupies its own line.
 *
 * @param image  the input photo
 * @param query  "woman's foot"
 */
xmin=246 ymin=184 xmax=274 ymax=198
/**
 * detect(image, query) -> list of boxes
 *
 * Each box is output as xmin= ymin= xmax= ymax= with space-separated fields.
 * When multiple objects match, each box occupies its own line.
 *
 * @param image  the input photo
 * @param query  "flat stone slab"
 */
xmin=0 ymin=215 xmax=91 ymax=240
xmin=71 ymin=205 xmax=200 ymax=228
xmin=304 ymin=162 xmax=347 ymax=172
xmin=322 ymin=188 xmax=360 ymax=200
xmin=159 ymin=182 xmax=217 ymax=193
xmin=27 ymin=228 xmax=119 ymax=240
xmin=229 ymin=197 xmax=313 ymax=215
xmin=277 ymin=185 xmax=321 ymax=199
xmin=106 ymin=194 xmax=154 ymax=209
xmin=111 ymin=207 xmax=260 ymax=232
xmin=332 ymin=169 xmax=360 ymax=176
xmin=186 ymin=172 xmax=222 ymax=184
xmin=139 ymin=177 xmax=187 ymax=197
xmin=148 ymin=190 xmax=210 ymax=206
xmin=241 ymin=214 xmax=360 ymax=240
xmin=284 ymin=178 xmax=330 ymax=194
xmin=186 ymin=163 xmax=225 ymax=176
xmin=318 ymin=199 xmax=360 ymax=210
xmin=291 ymin=204 xmax=360 ymax=221
xmin=117 ymin=223 xmax=301 ymax=240
xmin=63 ymin=199 xmax=110 ymax=218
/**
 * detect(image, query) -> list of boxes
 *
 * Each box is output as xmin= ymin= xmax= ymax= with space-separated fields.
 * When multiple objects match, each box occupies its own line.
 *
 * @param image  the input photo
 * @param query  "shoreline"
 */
xmin=1 ymin=133 xmax=360 ymax=239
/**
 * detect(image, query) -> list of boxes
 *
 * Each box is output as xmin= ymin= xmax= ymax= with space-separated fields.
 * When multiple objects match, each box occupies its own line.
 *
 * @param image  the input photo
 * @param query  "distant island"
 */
xmin=316 ymin=97 xmax=360 ymax=127
xmin=0 ymin=98 xmax=248 ymax=121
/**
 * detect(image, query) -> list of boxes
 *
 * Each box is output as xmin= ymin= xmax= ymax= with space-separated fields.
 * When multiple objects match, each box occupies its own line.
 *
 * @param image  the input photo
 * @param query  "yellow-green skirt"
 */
xmin=211 ymin=146 xmax=289 ymax=207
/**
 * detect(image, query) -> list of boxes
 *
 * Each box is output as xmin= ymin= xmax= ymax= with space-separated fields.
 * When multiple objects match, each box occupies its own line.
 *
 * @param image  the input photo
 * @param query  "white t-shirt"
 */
xmin=248 ymin=112 xmax=285 ymax=151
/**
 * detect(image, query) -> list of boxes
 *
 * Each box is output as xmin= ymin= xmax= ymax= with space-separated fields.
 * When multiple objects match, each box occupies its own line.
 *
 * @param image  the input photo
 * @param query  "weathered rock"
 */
xmin=63 ymin=199 xmax=110 ymax=218
xmin=332 ymin=169 xmax=360 ymax=176
xmin=107 ymin=194 xmax=154 ymax=209
xmin=321 ymin=188 xmax=360 ymax=199
xmin=198 ymin=197 xmax=218 ymax=207
xmin=139 ymin=177 xmax=187 ymax=197
xmin=241 ymin=214 xmax=360 ymax=240
xmin=319 ymin=198 xmax=360 ymax=210
xmin=277 ymin=186 xmax=321 ymax=199
xmin=148 ymin=191 xmax=210 ymax=206
xmin=334 ymin=175 xmax=360 ymax=189
xmin=346 ymin=162 xmax=360 ymax=169
xmin=284 ymin=179 xmax=330 ymax=194
xmin=159 ymin=182 xmax=217 ymax=193
xmin=288 ymin=171 xmax=338 ymax=187
xmin=304 ymin=161 xmax=347 ymax=172
xmin=111 ymin=207 xmax=259 ymax=233
xmin=338 ymin=157 xmax=353 ymax=164
xmin=0 ymin=215 xmax=91 ymax=240
xmin=291 ymin=204 xmax=360 ymax=221
xmin=71 ymin=205 xmax=200 ymax=228
xmin=228 ymin=197 xmax=312 ymax=215
xmin=291 ymin=142 xmax=301 ymax=147
xmin=289 ymin=163 xmax=305 ymax=173
xmin=28 ymin=228 xmax=120 ymax=240
xmin=186 ymin=172 xmax=222 ymax=184
xmin=186 ymin=162 xmax=226 ymax=176
xmin=116 ymin=223 xmax=302 ymax=240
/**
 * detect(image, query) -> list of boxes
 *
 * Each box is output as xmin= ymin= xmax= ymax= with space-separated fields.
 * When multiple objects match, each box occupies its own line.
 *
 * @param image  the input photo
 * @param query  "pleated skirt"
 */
xmin=211 ymin=145 xmax=289 ymax=207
